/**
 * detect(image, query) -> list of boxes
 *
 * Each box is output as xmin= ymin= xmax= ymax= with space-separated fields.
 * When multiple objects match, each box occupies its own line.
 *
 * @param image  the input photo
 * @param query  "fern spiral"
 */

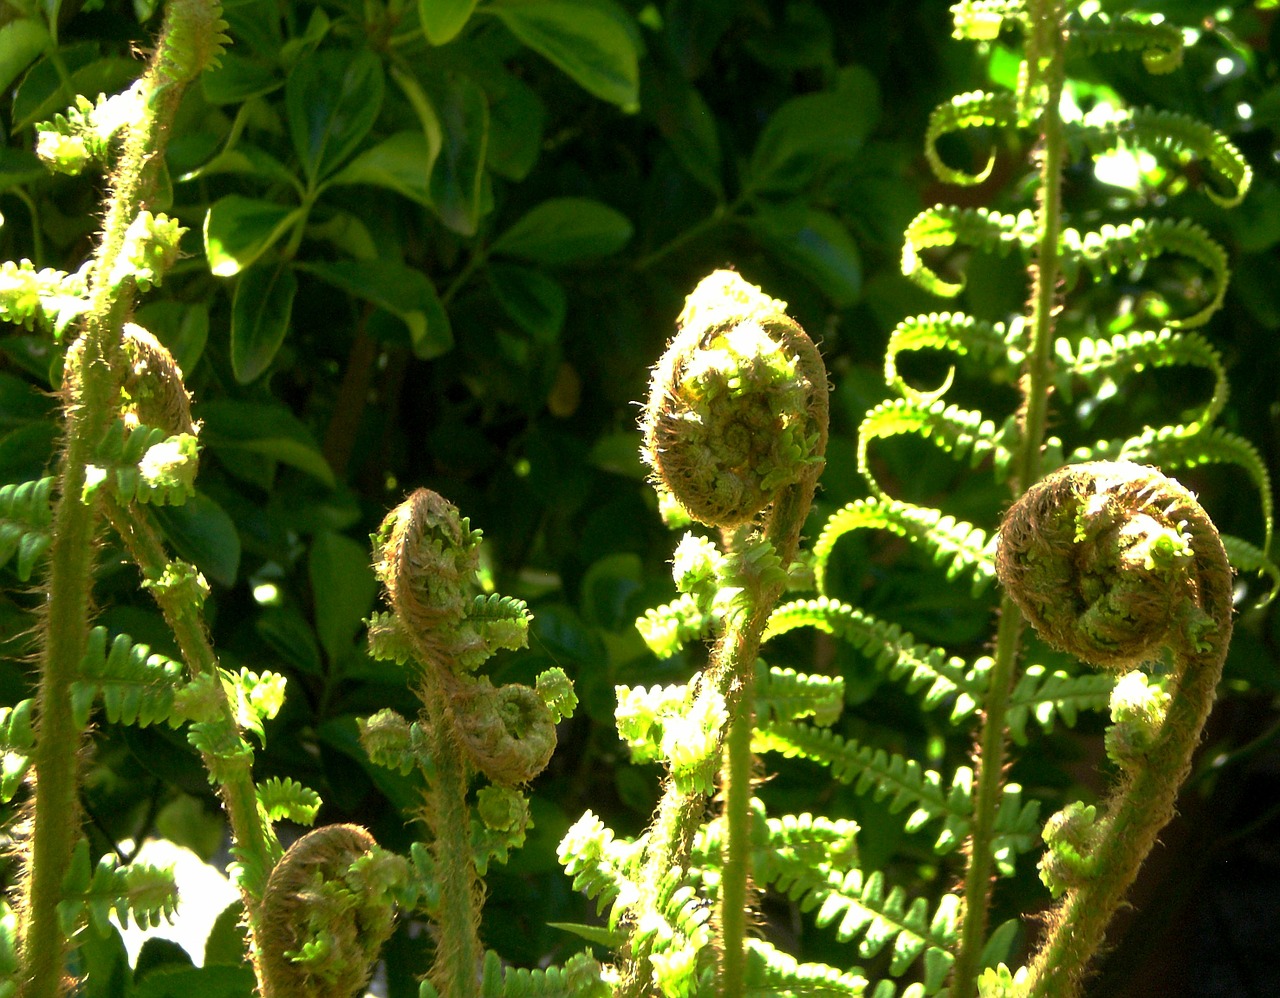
xmin=640 ymin=270 xmax=827 ymax=528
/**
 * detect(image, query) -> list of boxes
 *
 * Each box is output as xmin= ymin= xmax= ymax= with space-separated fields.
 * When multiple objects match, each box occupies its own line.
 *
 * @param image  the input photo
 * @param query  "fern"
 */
xmin=885 ymin=312 xmax=1024 ymax=404
xmin=0 ymin=478 xmax=54 ymax=581
xmin=473 ymin=949 xmax=610 ymax=998
xmin=0 ymin=700 xmax=35 ymax=804
xmin=257 ymin=776 xmax=322 ymax=825
xmin=924 ymin=90 xmax=1021 ymax=185
xmin=756 ymin=665 xmax=845 ymax=727
xmin=72 ymin=626 xmax=186 ymax=729
xmin=84 ymin=419 xmax=199 ymax=507
xmin=1066 ymin=10 xmax=1185 ymax=74
xmin=57 ymin=838 xmax=178 ymax=937
xmin=1004 ymin=665 xmax=1116 ymax=745
xmin=743 ymin=938 xmax=869 ymax=997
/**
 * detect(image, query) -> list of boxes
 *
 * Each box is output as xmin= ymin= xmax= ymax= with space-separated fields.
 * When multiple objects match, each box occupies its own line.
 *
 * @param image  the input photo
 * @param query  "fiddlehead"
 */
xmin=994 ymin=460 xmax=1233 ymax=996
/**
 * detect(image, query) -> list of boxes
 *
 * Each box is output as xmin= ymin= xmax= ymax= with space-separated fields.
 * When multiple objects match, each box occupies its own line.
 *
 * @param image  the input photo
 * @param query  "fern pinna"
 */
xmin=557 ymin=2 xmax=1275 ymax=997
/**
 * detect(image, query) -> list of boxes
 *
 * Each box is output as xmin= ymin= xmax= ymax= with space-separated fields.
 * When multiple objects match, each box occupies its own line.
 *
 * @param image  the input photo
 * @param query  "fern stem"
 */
xmin=100 ymin=496 xmax=283 ymax=991
xmin=718 ymin=662 xmax=755 ymax=998
xmin=17 ymin=5 xmax=220 ymax=995
xmin=953 ymin=4 xmax=1068 ymax=995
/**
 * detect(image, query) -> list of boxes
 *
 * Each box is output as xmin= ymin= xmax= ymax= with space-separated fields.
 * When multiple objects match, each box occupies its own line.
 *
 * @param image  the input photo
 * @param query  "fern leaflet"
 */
xmin=885 ymin=312 xmax=1024 ymax=404
xmin=0 ymin=477 xmax=53 ymax=581
xmin=73 ymin=626 xmax=186 ymax=729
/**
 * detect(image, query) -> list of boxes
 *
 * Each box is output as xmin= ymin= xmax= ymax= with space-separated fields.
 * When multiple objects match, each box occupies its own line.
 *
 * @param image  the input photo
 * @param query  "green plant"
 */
xmin=0 ymin=0 xmax=1277 ymax=996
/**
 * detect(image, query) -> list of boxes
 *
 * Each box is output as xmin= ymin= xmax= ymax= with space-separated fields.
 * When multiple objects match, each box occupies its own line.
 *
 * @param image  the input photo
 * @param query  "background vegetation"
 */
xmin=1 ymin=0 xmax=1277 ymax=994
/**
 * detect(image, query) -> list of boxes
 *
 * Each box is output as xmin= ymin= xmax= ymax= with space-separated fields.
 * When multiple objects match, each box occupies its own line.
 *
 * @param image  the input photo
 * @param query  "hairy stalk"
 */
xmin=953 ymin=4 xmax=1067 ymax=994
xmin=100 ymin=496 xmax=283 ymax=993
xmin=620 ymin=271 xmax=828 ymax=996
xmin=18 ymin=5 xmax=223 ymax=995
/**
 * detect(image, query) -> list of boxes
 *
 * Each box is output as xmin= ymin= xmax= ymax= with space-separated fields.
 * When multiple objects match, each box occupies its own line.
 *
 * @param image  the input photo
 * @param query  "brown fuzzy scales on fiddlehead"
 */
xmin=259 ymin=824 xmax=407 ymax=998
xmin=996 ymin=460 xmax=1231 ymax=671
xmin=641 ymin=270 xmax=828 ymax=528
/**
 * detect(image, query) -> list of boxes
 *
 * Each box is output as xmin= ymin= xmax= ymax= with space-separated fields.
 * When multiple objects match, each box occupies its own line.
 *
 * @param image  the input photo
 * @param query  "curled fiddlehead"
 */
xmin=993 ymin=461 xmax=1233 ymax=997
xmin=640 ymin=270 xmax=828 ymax=528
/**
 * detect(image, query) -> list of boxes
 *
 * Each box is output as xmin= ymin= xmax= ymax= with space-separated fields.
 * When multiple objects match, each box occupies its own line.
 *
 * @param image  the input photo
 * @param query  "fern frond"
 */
xmin=557 ymin=812 xmax=642 ymax=928
xmin=478 ymin=948 xmax=610 ymax=998
xmin=257 ymin=776 xmax=322 ymax=825
xmin=1059 ymin=217 xmax=1229 ymax=328
xmin=756 ymin=665 xmax=845 ymax=727
xmin=1071 ymin=105 xmax=1251 ymax=207
xmin=73 ymin=626 xmax=186 ymax=729
xmin=85 ymin=419 xmax=199 ymax=506
xmin=903 ymin=205 xmax=1035 ymax=296
xmin=925 ymin=90 xmax=1020 ymax=185
xmin=57 ymin=838 xmax=178 ymax=936
xmin=0 ymin=477 xmax=54 ymax=580
xmin=1005 ymin=665 xmax=1116 ymax=744
xmin=811 ymin=495 xmax=997 ymax=597
xmin=469 ymin=592 xmax=532 ymax=653
xmin=743 ymin=938 xmax=868 ymax=996
xmin=695 ymin=805 xmax=860 ymax=879
xmin=885 ymin=312 xmax=1024 ymax=403
xmin=858 ymin=398 xmax=1011 ymax=499
xmin=1068 ymin=11 xmax=1185 ymax=74
xmin=1055 ymin=328 xmax=1227 ymax=432
xmin=639 ymin=869 xmax=715 ymax=998
xmin=950 ymin=1 xmax=1027 ymax=41
xmin=0 ymin=699 xmax=35 ymax=804
xmin=0 ymin=259 xmax=88 ymax=335
xmin=636 ymin=592 xmax=715 ymax=659
xmin=764 ymin=598 xmax=985 ymax=720
xmin=1219 ymin=534 xmax=1279 ymax=607
xmin=1069 ymin=425 xmax=1273 ymax=551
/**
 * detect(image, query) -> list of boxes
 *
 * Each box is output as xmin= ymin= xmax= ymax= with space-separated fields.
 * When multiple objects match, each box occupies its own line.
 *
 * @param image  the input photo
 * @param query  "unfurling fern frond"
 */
xmin=0 ymin=259 xmax=88 ymax=335
xmin=885 ymin=312 xmax=1024 ymax=403
xmin=950 ymin=1 xmax=1027 ymax=41
xmin=1004 ymin=665 xmax=1116 ymax=744
xmin=925 ymin=90 xmax=1021 ymax=185
xmin=743 ymin=938 xmax=869 ymax=997
xmin=73 ymin=626 xmax=186 ymax=729
xmin=756 ymin=665 xmax=845 ymax=727
xmin=903 ymin=206 xmax=1035 ymax=297
xmin=1055 ymin=328 xmax=1228 ymax=433
xmin=58 ymin=838 xmax=178 ymax=936
xmin=85 ymin=419 xmax=199 ymax=506
xmin=1067 ymin=11 xmax=1185 ymax=74
xmin=473 ymin=948 xmax=610 ymax=998
xmin=636 ymin=593 xmax=715 ymax=659
xmin=257 ymin=776 xmax=322 ymax=826
xmin=1070 ymin=105 xmax=1252 ymax=207
xmin=811 ymin=496 xmax=997 ymax=597
xmin=1070 ymin=424 xmax=1273 ymax=552
xmin=0 ymin=699 xmax=35 ymax=804
xmin=764 ymin=598 xmax=984 ymax=720
xmin=858 ymin=398 xmax=1012 ymax=499
xmin=0 ymin=477 xmax=54 ymax=580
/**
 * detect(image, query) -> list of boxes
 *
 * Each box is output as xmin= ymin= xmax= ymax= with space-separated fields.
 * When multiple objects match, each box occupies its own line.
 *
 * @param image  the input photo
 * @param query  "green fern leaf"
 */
xmin=925 ymin=90 xmax=1020 ymax=185
xmin=858 ymin=397 xmax=1013 ymax=500
xmin=743 ymin=938 xmax=868 ymax=996
xmin=74 ymin=626 xmax=186 ymax=729
xmin=1005 ymin=665 xmax=1116 ymax=744
xmin=0 ymin=477 xmax=54 ymax=581
xmin=0 ymin=699 xmax=35 ymax=803
xmin=886 ymin=312 xmax=1024 ymax=404
xmin=811 ymin=496 xmax=997 ymax=597
xmin=636 ymin=592 xmax=715 ymax=659
xmin=1068 ymin=11 xmax=1185 ymax=74
xmin=57 ymin=838 xmax=178 ymax=937
xmin=756 ymin=664 xmax=845 ymax=727
xmin=557 ymin=812 xmax=641 ymax=929
xmin=764 ymin=598 xmax=985 ymax=720
xmin=950 ymin=1 xmax=1027 ymax=41
xmin=257 ymin=776 xmax=322 ymax=825
xmin=902 ymin=205 xmax=1035 ymax=296
xmin=478 ymin=948 xmax=610 ymax=997
xmin=0 ymin=259 xmax=88 ymax=335
xmin=1055 ymin=328 xmax=1227 ymax=432
xmin=84 ymin=419 xmax=199 ymax=506
xmin=1219 ymin=534 xmax=1279 ymax=607
xmin=1070 ymin=105 xmax=1251 ymax=207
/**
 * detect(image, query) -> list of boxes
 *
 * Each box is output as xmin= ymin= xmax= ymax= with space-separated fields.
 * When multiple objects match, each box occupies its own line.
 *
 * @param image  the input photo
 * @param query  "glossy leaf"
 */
xmin=151 ymin=494 xmax=242 ymax=587
xmin=420 ymin=0 xmax=480 ymax=45
xmin=231 ymin=261 xmax=297 ymax=384
xmin=489 ymin=0 xmax=640 ymax=110
xmin=747 ymin=205 xmax=863 ymax=307
xmin=309 ymin=530 xmax=378 ymax=664
xmin=296 ymin=260 xmax=452 ymax=359
xmin=0 ymin=18 xmax=51 ymax=96
xmin=203 ymin=196 xmax=302 ymax=277
xmin=199 ymin=400 xmax=335 ymax=488
xmin=328 ymin=131 xmax=432 ymax=205
xmin=488 ymin=263 xmax=567 ymax=341
xmin=491 ymin=197 xmax=632 ymax=264
xmin=286 ymin=47 xmax=385 ymax=184
xmin=425 ymin=71 xmax=490 ymax=236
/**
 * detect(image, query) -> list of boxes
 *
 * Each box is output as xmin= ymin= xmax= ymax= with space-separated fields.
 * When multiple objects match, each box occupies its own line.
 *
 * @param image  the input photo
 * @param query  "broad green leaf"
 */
xmin=486 ymin=72 xmax=545 ymax=181
xmin=199 ymin=400 xmax=335 ymax=488
xmin=0 ymin=148 xmax=44 ymax=192
xmin=180 ymin=143 xmax=298 ymax=189
xmin=133 ymin=966 xmax=258 ymax=998
xmin=488 ymin=263 xmax=567 ymax=341
xmin=231 ymin=261 xmax=297 ymax=384
xmin=491 ymin=197 xmax=632 ymax=264
xmin=328 ymin=131 xmax=432 ymax=204
xmin=747 ymin=64 xmax=879 ymax=193
xmin=296 ymin=260 xmax=452 ymax=359
xmin=200 ymin=52 xmax=281 ymax=105
xmin=256 ymin=608 xmax=323 ymax=676
xmin=488 ymin=0 xmax=640 ymax=110
xmin=151 ymin=494 xmax=241 ymax=587
xmin=0 ymin=19 xmax=51 ymax=96
xmin=420 ymin=0 xmax=480 ymax=45
xmin=425 ymin=71 xmax=490 ymax=236
xmin=203 ymin=196 xmax=302 ymax=277
xmin=645 ymin=68 xmax=722 ymax=196
xmin=309 ymin=530 xmax=377 ymax=664
xmin=747 ymin=205 xmax=862 ymax=307
xmin=286 ymin=48 xmax=385 ymax=184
